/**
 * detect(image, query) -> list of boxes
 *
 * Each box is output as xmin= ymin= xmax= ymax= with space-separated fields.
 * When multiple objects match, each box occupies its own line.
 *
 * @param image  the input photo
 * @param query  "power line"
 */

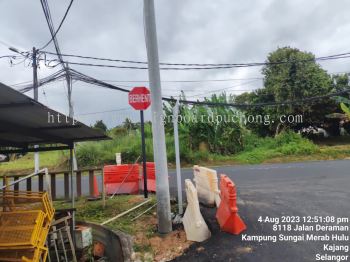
xmin=68 ymin=68 xmax=350 ymax=108
xmin=185 ymin=79 xmax=260 ymax=98
xmin=40 ymin=0 xmax=74 ymax=50
xmin=15 ymin=66 xmax=350 ymax=108
xmin=40 ymin=50 xmax=350 ymax=69
xmin=76 ymin=107 xmax=132 ymax=116
xmin=99 ymin=77 xmax=264 ymax=83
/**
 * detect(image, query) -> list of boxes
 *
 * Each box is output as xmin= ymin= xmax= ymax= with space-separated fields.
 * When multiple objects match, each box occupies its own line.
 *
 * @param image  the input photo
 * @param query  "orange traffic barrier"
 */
xmin=104 ymin=164 xmax=139 ymax=194
xmin=140 ymin=162 xmax=156 ymax=192
xmin=93 ymin=175 xmax=99 ymax=197
xmin=216 ymin=175 xmax=246 ymax=235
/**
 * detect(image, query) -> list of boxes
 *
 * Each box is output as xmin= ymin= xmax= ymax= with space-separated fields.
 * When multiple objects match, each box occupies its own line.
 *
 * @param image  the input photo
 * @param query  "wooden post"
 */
xmin=26 ymin=177 xmax=32 ymax=191
xmin=89 ymin=170 xmax=94 ymax=197
xmin=14 ymin=176 xmax=19 ymax=191
xmin=64 ymin=172 xmax=69 ymax=200
xmin=76 ymin=171 xmax=82 ymax=197
xmin=38 ymin=174 xmax=44 ymax=191
xmin=51 ymin=173 xmax=56 ymax=200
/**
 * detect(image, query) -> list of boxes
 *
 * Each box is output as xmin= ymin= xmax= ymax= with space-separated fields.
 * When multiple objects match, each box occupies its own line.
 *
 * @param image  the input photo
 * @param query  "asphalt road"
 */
xmin=13 ymin=159 xmax=350 ymax=261
xmin=171 ymin=160 xmax=350 ymax=262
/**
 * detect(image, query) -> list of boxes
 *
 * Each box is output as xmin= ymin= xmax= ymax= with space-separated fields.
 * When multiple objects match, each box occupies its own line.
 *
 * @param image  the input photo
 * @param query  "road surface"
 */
xmin=12 ymin=159 xmax=350 ymax=261
xmin=171 ymin=160 xmax=350 ymax=261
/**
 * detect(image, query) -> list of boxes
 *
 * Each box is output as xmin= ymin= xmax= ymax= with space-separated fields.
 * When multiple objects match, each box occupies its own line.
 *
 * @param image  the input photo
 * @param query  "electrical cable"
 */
xmin=40 ymin=50 xmax=350 ymax=68
xmin=39 ymin=0 xmax=74 ymax=50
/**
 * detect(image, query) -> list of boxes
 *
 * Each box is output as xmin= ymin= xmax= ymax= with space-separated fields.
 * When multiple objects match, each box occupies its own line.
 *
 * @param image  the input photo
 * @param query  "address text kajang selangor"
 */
xmin=242 ymin=215 xmax=349 ymax=262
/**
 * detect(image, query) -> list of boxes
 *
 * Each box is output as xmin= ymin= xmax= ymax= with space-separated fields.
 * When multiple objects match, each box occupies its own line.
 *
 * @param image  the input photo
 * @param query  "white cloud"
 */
xmin=1 ymin=0 xmax=350 ymax=127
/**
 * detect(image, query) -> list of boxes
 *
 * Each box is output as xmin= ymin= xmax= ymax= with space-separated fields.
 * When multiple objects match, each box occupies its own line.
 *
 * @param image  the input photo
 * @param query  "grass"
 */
xmin=55 ymin=196 xmax=191 ymax=261
xmin=0 ymin=150 xmax=68 ymax=176
xmin=54 ymin=195 xmax=157 ymax=235
xmin=2 ymin=131 xmax=350 ymax=175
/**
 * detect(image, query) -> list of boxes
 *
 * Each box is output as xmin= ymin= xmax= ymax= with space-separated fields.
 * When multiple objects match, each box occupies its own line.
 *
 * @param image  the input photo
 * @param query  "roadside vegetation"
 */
xmin=1 ymin=46 xmax=350 ymax=175
xmin=54 ymin=196 xmax=191 ymax=261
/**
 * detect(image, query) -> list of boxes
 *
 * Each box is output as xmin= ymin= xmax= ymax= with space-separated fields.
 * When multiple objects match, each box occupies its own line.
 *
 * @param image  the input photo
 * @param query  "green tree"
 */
xmin=93 ymin=120 xmax=107 ymax=133
xmin=235 ymin=47 xmax=337 ymax=136
xmin=123 ymin=118 xmax=136 ymax=131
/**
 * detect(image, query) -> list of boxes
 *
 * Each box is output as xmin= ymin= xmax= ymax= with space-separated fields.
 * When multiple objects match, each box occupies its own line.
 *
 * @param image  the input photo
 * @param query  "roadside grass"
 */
xmin=53 ymin=195 xmax=191 ymax=261
xmin=0 ymin=151 xmax=68 ymax=176
xmin=54 ymin=195 xmax=157 ymax=235
xmin=2 ymin=132 xmax=350 ymax=175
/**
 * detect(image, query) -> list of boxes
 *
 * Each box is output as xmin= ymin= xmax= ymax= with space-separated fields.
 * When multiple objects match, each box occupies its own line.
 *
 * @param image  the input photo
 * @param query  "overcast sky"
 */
xmin=1 ymin=0 xmax=350 ymax=127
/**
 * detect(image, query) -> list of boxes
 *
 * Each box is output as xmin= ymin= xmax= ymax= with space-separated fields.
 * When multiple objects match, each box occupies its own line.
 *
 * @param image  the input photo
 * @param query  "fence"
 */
xmin=1 ymin=167 xmax=103 ymax=201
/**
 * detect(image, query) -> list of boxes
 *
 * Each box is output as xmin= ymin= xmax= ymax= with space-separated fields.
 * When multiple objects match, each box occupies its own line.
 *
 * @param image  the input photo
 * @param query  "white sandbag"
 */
xmin=183 ymin=179 xmax=211 ymax=242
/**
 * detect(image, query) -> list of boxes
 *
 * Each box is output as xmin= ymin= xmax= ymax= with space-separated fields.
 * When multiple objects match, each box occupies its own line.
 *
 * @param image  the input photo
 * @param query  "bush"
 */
xmin=235 ymin=131 xmax=319 ymax=164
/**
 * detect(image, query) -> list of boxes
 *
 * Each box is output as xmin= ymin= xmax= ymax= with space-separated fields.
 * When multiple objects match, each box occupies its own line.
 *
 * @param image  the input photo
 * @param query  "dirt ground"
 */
xmin=132 ymin=215 xmax=193 ymax=262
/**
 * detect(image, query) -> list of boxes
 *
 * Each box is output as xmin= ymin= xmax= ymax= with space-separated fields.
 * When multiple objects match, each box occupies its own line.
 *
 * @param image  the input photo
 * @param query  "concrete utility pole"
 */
xmin=143 ymin=0 xmax=172 ymax=233
xmin=65 ymin=63 xmax=78 ymax=170
xmin=33 ymin=47 xmax=39 ymax=173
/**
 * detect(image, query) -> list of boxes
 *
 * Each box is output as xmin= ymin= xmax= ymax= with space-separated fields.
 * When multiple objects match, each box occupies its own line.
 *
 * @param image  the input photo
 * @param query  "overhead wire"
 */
xmin=40 ymin=50 xmax=350 ymax=70
xmin=39 ymin=0 xmax=74 ymax=50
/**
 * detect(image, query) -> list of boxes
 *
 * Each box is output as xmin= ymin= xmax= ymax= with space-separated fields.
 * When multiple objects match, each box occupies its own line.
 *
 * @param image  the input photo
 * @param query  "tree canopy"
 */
xmin=235 ymin=47 xmax=339 ymax=136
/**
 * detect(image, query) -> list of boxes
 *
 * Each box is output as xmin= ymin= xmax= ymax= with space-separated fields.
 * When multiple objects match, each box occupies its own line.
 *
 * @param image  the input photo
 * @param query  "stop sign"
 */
xmin=128 ymin=87 xmax=151 ymax=110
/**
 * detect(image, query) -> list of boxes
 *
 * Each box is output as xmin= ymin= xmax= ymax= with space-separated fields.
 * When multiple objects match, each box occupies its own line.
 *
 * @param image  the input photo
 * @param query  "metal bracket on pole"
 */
xmin=173 ymin=99 xmax=183 ymax=215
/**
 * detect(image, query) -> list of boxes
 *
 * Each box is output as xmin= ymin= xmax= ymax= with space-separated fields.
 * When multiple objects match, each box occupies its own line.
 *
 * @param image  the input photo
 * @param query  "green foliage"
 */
xmin=235 ymin=47 xmax=337 ymax=136
xmin=93 ymin=120 xmax=108 ymax=132
xmin=163 ymin=93 xmax=244 ymax=155
xmin=0 ymin=151 xmax=67 ymax=175
xmin=340 ymin=102 xmax=350 ymax=118
xmin=235 ymin=131 xmax=319 ymax=164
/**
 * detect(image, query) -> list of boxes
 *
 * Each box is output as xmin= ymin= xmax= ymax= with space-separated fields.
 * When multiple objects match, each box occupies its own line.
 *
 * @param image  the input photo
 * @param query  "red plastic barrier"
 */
xmin=103 ymin=164 xmax=139 ymax=194
xmin=93 ymin=175 xmax=99 ymax=197
xmin=216 ymin=174 xmax=246 ymax=235
xmin=140 ymin=162 xmax=156 ymax=192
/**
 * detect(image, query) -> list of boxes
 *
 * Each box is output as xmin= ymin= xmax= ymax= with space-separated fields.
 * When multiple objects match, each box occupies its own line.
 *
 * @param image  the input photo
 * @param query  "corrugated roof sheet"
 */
xmin=0 ymin=82 xmax=109 ymax=150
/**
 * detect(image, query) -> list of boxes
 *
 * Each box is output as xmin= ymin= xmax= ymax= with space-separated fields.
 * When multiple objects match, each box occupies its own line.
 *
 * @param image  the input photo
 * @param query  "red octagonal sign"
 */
xmin=128 ymin=86 xmax=151 ymax=110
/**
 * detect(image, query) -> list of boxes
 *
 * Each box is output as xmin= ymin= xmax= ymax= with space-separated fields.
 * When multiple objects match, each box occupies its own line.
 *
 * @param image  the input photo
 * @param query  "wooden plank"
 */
xmin=76 ymin=171 xmax=82 ymax=197
xmin=64 ymin=172 xmax=69 ymax=200
xmin=89 ymin=170 xmax=94 ymax=197
xmin=51 ymin=173 xmax=56 ymax=200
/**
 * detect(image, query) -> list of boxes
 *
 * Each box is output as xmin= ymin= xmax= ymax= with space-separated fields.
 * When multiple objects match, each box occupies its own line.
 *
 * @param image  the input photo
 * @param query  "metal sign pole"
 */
xmin=140 ymin=110 xmax=148 ymax=198
xmin=173 ymin=100 xmax=183 ymax=215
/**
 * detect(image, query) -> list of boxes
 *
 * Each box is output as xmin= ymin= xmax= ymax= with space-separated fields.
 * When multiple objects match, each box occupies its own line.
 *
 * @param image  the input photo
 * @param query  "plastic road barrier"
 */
xmin=182 ymin=179 xmax=211 ymax=242
xmin=140 ymin=162 xmax=156 ymax=192
xmin=216 ymin=175 xmax=246 ymax=235
xmin=93 ymin=175 xmax=99 ymax=197
xmin=104 ymin=164 xmax=140 ymax=194
xmin=193 ymin=165 xmax=220 ymax=207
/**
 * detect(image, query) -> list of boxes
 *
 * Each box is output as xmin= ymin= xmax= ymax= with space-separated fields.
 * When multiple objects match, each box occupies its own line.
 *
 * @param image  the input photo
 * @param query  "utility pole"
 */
xmin=173 ymin=100 xmax=183 ymax=215
xmin=143 ymin=0 xmax=172 ymax=233
xmin=33 ymin=47 xmax=39 ymax=173
xmin=65 ymin=63 xmax=78 ymax=170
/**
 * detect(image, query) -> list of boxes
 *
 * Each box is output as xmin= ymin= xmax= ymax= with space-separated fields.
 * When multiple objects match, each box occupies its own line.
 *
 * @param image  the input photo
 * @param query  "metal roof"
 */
xmin=0 ymin=82 xmax=109 ymax=152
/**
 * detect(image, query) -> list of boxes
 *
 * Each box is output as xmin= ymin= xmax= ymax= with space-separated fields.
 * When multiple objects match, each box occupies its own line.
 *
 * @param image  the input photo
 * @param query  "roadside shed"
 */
xmin=0 ymin=81 xmax=109 ymax=240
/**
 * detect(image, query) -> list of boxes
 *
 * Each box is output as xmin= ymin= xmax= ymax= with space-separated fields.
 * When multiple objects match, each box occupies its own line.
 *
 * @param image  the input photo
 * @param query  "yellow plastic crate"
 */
xmin=0 ymin=191 xmax=54 ymax=221
xmin=0 ymin=246 xmax=48 ymax=262
xmin=0 ymin=210 xmax=46 ymax=248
